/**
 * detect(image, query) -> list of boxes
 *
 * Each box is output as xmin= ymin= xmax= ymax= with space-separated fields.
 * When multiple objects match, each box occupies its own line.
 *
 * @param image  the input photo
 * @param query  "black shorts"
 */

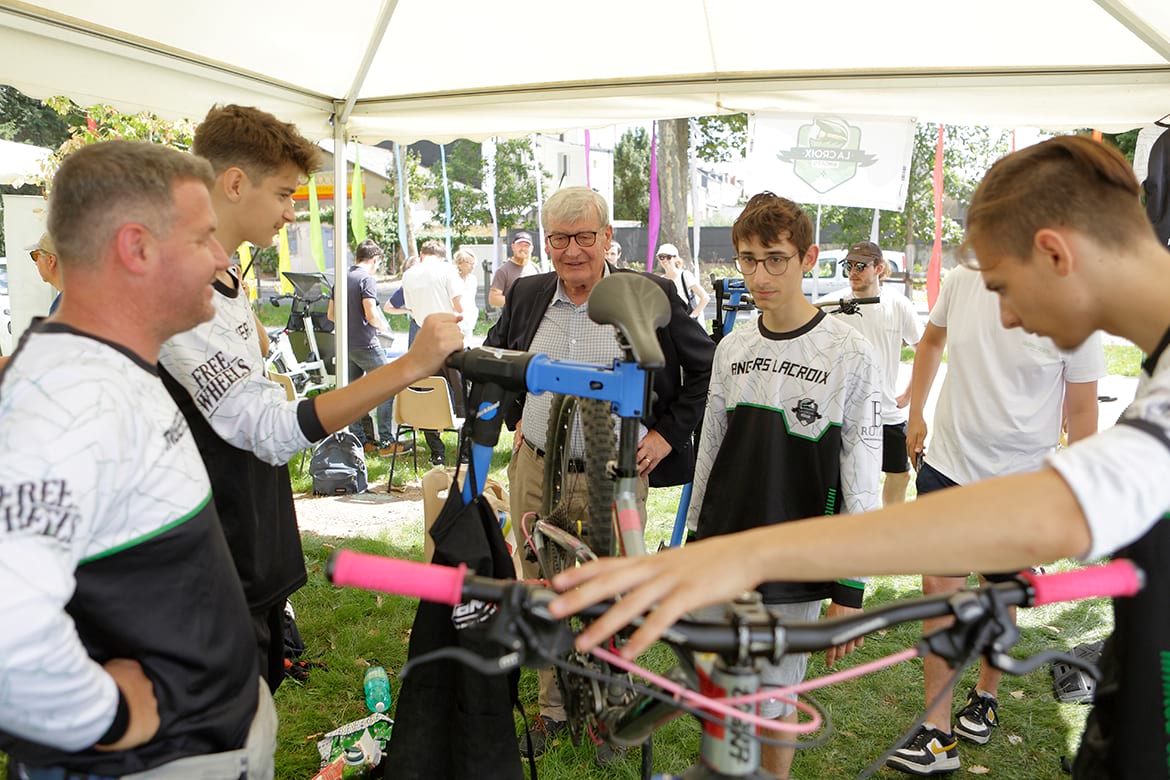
xmin=882 ymin=423 xmax=910 ymax=473
xmin=916 ymin=461 xmax=1017 ymax=583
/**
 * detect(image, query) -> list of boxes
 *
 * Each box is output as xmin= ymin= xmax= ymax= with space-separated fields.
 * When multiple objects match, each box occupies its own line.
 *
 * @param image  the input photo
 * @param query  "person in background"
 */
xmin=28 ymin=232 xmax=63 ymax=313
xmin=815 ymin=240 xmax=923 ymax=507
xmin=658 ymin=242 xmax=710 ymax=326
xmin=605 ymin=238 xmax=625 ymax=269
xmin=401 ymin=239 xmax=465 ymax=466
xmin=454 ymin=248 xmax=480 ymax=343
xmin=327 ymin=238 xmax=410 ymax=457
xmin=488 ymin=231 xmax=539 ymax=308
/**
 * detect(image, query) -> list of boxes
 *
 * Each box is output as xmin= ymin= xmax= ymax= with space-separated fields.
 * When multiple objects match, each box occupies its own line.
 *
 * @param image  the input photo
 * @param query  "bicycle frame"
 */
xmin=264 ymin=276 xmax=335 ymax=398
xmin=452 ymin=345 xmax=654 ymax=559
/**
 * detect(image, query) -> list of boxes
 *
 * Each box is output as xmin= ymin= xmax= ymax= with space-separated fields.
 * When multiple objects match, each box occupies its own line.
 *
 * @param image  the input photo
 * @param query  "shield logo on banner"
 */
xmin=778 ymin=117 xmax=878 ymax=194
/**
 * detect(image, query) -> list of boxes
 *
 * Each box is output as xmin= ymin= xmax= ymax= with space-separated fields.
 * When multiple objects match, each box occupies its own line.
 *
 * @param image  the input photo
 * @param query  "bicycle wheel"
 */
xmin=538 ymin=394 xmax=618 ymax=746
xmin=541 ymin=394 xmax=616 ymax=559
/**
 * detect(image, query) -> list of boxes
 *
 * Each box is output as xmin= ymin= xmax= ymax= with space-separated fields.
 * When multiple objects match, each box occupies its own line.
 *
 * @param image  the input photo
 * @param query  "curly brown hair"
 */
xmin=193 ymin=104 xmax=321 ymax=179
xmin=731 ymin=192 xmax=813 ymax=255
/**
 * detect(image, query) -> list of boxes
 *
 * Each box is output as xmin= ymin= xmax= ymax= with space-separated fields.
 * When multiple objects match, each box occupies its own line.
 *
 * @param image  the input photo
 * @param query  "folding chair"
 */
xmin=388 ymin=375 xmax=465 ymax=484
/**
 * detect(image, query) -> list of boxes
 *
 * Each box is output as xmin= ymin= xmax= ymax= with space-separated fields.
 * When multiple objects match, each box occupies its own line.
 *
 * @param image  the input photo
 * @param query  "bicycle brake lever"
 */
xmin=401 ymin=646 xmax=525 ymax=678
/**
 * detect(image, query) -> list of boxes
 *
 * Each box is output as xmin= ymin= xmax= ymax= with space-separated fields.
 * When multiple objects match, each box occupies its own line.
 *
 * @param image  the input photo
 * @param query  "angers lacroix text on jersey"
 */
xmin=689 ymin=312 xmax=882 ymax=608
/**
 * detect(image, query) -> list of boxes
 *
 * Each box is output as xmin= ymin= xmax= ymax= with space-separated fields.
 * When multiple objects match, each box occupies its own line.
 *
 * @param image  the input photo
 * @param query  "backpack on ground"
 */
xmin=310 ymin=431 xmax=368 ymax=495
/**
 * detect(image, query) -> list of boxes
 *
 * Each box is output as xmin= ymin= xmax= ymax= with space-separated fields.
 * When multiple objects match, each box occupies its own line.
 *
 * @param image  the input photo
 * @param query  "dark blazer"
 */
xmin=484 ymin=265 xmax=715 ymax=487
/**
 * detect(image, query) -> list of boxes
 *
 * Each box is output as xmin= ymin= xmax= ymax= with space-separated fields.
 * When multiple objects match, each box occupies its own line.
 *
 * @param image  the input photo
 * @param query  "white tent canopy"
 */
xmin=2 ymin=0 xmax=1168 ymax=144
xmin=0 ymin=138 xmax=49 ymax=185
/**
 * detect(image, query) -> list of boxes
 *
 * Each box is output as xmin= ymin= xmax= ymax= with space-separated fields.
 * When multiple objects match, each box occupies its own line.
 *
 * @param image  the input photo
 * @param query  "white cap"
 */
xmin=656 ymin=243 xmax=679 ymax=257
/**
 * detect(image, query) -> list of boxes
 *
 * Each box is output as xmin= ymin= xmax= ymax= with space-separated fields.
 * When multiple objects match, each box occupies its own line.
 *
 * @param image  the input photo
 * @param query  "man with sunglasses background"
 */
xmin=816 ymin=240 xmax=923 ymax=506
xmin=484 ymin=186 xmax=714 ymax=764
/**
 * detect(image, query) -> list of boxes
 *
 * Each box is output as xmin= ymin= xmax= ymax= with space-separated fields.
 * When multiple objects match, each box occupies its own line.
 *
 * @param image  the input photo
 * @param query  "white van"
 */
xmin=802 ymin=248 xmax=905 ymax=301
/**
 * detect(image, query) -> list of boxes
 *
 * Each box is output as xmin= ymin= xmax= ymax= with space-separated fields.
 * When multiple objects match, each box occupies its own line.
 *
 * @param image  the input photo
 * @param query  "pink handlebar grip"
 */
xmin=1022 ymin=559 xmax=1143 ymax=606
xmin=329 ymin=550 xmax=468 ymax=606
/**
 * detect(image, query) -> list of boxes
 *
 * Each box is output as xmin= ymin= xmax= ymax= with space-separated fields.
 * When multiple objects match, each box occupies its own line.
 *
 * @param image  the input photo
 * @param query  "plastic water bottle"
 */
xmin=363 ymin=666 xmax=392 ymax=713
xmin=341 ymin=745 xmax=370 ymax=779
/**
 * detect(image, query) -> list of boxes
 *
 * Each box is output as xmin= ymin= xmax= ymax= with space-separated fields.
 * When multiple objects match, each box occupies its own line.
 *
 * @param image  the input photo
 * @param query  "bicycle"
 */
xmin=441 ymin=271 xmax=675 ymax=766
xmin=327 ymin=550 xmax=1142 ymax=779
xmin=264 ymin=270 xmax=336 ymax=398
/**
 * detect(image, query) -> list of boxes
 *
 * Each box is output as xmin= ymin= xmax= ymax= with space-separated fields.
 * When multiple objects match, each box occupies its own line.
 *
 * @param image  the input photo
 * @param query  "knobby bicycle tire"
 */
xmin=540 ymin=394 xmax=616 ymax=560
xmin=539 ymin=394 xmax=618 ymax=746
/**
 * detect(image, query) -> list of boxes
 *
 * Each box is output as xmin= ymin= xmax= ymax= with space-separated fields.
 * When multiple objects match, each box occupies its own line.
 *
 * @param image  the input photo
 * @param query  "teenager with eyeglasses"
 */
xmin=682 ymin=191 xmax=883 ymax=780
xmin=554 ymin=135 xmax=1167 ymax=780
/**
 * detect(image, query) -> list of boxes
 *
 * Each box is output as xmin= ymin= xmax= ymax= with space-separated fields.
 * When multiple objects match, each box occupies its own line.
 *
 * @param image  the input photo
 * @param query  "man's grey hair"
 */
xmin=49 ymin=140 xmax=215 ymax=268
xmin=542 ymin=187 xmax=610 ymax=231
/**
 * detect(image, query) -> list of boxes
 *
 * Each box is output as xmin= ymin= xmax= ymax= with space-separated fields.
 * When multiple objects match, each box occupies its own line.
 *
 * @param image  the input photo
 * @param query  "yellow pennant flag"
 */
xmin=236 ymin=243 xmax=258 ymax=302
xmin=351 ymin=143 xmax=367 ymax=243
xmin=277 ymin=226 xmax=293 ymax=294
xmin=308 ymin=174 xmax=325 ymax=273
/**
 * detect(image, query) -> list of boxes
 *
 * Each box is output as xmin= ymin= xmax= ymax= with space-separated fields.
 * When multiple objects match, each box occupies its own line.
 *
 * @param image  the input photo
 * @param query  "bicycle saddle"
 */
xmin=587 ymin=273 xmax=670 ymax=369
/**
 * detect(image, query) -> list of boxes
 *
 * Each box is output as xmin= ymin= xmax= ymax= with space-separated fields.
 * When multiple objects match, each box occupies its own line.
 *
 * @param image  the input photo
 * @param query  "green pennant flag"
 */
xmin=308 ymin=173 xmax=325 ymax=272
xmin=351 ymin=143 xmax=367 ymax=243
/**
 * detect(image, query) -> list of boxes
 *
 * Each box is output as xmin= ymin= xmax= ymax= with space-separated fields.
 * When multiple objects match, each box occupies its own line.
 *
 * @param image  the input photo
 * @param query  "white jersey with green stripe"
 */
xmin=0 ymin=324 xmax=256 ymax=773
xmin=687 ymin=312 xmax=882 ymax=606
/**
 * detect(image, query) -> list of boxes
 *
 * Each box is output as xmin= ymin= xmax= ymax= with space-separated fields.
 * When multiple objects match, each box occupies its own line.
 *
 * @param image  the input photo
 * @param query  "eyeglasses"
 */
xmin=657 ymin=254 xmax=676 ymax=261
xmin=30 ymin=250 xmax=46 ymax=263
xmin=735 ymin=251 xmax=799 ymax=276
xmin=547 ymin=231 xmax=599 ymax=250
xmin=840 ymin=260 xmax=878 ymax=273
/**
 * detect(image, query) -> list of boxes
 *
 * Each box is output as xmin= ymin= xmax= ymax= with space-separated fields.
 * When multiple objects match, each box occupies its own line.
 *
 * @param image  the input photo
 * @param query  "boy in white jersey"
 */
xmin=687 ymin=192 xmax=882 ymax=779
xmin=552 ymin=135 xmax=1170 ymax=780
xmin=158 ymin=105 xmax=463 ymax=692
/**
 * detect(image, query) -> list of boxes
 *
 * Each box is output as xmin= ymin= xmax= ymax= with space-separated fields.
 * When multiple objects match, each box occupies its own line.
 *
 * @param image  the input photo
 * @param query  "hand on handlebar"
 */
xmin=549 ymin=532 xmax=767 ymax=658
xmin=404 ymin=314 xmax=465 ymax=377
xmin=822 ymin=603 xmax=865 ymax=668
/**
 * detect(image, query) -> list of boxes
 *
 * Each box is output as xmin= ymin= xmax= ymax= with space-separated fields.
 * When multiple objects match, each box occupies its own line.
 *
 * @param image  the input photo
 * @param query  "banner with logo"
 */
xmin=745 ymin=113 xmax=915 ymax=211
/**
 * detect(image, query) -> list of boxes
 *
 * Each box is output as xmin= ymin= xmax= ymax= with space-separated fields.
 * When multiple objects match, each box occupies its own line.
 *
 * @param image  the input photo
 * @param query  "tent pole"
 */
xmin=333 ymin=102 xmax=350 ymax=388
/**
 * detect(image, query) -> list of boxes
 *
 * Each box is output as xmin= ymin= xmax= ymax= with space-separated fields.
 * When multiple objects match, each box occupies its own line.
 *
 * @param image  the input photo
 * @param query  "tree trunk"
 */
xmin=657 ymin=118 xmax=691 ymax=263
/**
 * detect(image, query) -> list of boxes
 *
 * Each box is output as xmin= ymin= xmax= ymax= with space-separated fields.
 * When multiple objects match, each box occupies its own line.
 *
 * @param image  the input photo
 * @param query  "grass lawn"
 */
xmin=268 ymin=507 xmax=1108 ymax=780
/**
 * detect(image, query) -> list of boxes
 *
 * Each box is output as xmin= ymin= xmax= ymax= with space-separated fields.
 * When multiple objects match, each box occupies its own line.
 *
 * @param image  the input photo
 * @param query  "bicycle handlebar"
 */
xmin=813 ymin=296 xmax=881 ymax=309
xmin=328 ymin=550 xmax=1142 ymax=657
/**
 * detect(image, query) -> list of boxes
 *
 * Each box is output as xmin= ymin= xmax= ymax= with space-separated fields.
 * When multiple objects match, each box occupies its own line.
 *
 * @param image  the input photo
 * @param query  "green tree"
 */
xmin=614 ymin=127 xmax=650 ymax=223
xmin=492 ymin=138 xmax=544 ymax=233
xmin=655 ymin=114 xmax=750 ymax=259
xmin=0 ymin=86 xmax=76 ymax=147
xmin=426 ymin=142 xmax=488 ymax=245
xmin=380 ymin=146 xmax=431 ymax=271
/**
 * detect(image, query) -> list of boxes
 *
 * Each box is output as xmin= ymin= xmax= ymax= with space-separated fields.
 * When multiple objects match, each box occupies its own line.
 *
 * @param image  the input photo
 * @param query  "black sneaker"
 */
xmin=886 ymin=725 xmax=960 ymax=775
xmin=593 ymin=740 xmax=627 ymax=768
xmin=518 ymin=715 xmax=565 ymax=758
xmin=954 ymin=688 xmax=999 ymax=745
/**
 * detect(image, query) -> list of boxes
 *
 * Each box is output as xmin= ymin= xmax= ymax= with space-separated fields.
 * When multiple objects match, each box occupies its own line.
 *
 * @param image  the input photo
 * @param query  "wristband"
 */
xmin=95 ymin=688 xmax=130 ymax=747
